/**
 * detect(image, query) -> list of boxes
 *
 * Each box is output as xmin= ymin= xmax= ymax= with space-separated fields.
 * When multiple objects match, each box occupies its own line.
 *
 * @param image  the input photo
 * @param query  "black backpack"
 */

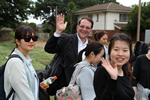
xmin=134 ymin=41 xmax=148 ymax=59
xmin=0 ymin=54 xmax=23 ymax=100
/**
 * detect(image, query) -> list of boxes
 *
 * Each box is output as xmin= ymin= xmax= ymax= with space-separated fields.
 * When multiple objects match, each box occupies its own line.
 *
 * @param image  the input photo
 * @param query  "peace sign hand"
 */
xmin=101 ymin=58 xmax=118 ymax=80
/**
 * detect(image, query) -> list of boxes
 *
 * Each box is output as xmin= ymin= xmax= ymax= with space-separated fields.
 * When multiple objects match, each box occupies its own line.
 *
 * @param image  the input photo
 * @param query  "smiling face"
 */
xmin=77 ymin=19 xmax=92 ymax=41
xmin=110 ymin=40 xmax=130 ymax=68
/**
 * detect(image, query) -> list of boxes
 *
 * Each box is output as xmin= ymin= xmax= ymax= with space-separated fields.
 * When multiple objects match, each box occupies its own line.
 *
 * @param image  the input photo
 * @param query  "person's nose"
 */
xmin=118 ymin=50 xmax=123 ymax=55
xmin=30 ymin=38 xmax=34 ymax=42
xmin=82 ymin=27 xmax=87 ymax=30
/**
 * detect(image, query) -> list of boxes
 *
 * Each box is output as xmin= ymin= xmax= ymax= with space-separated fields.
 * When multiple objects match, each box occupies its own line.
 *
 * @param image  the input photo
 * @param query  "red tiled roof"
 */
xmin=75 ymin=2 xmax=132 ymax=15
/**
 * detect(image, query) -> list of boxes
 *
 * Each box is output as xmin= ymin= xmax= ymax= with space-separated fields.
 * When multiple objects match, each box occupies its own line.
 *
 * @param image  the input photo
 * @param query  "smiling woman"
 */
xmin=94 ymin=33 xmax=134 ymax=100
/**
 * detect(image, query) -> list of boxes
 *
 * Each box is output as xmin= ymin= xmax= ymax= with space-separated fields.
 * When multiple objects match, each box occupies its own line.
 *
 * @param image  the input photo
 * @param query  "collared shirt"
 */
xmin=77 ymin=33 xmax=88 ymax=60
xmin=54 ymin=32 xmax=88 ymax=60
xmin=54 ymin=32 xmax=61 ymax=37
xmin=77 ymin=33 xmax=88 ymax=54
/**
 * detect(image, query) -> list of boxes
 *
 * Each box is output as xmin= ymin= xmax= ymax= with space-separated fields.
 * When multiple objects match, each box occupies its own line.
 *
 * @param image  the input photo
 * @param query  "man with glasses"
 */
xmin=44 ymin=13 xmax=93 ymax=95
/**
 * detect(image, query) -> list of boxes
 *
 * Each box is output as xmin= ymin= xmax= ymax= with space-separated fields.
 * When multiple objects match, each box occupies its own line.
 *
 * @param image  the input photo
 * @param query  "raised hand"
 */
xmin=55 ymin=13 xmax=68 ymax=35
xmin=101 ymin=58 xmax=118 ymax=80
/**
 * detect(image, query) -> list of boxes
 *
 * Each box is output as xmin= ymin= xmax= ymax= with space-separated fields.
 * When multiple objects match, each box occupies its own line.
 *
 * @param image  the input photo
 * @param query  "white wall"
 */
xmin=77 ymin=15 xmax=88 ymax=23
xmin=77 ymin=12 xmax=128 ymax=31
xmin=105 ymin=12 xmax=119 ymax=30
xmin=93 ymin=13 xmax=105 ymax=30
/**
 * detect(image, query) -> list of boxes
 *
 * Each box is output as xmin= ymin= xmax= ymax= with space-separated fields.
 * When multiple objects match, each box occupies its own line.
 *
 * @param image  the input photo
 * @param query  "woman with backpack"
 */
xmin=4 ymin=25 xmax=48 ymax=100
xmin=94 ymin=33 xmax=134 ymax=100
xmin=69 ymin=42 xmax=104 ymax=100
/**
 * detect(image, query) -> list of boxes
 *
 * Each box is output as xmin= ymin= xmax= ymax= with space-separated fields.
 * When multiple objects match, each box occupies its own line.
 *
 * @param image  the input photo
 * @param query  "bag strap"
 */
xmin=5 ymin=54 xmax=23 ymax=100
xmin=71 ymin=65 xmax=85 ymax=84
xmin=6 ymin=89 xmax=14 ymax=100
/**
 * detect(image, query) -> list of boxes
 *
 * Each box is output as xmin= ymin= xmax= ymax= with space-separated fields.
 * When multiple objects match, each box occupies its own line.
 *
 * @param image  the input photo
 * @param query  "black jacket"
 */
xmin=44 ymin=33 xmax=79 ymax=95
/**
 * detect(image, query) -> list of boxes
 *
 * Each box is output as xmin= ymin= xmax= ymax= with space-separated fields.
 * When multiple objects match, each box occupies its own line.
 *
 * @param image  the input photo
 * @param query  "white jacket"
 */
xmin=4 ymin=48 xmax=39 ymax=100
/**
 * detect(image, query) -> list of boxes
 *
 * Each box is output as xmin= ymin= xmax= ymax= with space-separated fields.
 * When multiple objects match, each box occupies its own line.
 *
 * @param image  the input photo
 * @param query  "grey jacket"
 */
xmin=70 ymin=61 xmax=97 ymax=100
xmin=4 ymin=48 xmax=39 ymax=100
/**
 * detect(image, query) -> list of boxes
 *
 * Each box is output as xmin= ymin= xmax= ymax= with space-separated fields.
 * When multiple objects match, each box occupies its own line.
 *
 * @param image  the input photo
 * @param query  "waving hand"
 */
xmin=55 ymin=13 xmax=68 ymax=35
xmin=101 ymin=58 xmax=118 ymax=80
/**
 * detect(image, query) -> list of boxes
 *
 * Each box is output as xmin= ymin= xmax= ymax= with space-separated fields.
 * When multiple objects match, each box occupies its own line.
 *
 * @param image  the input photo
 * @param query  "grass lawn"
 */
xmin=0 ymin=40 xmax=54 ymax=70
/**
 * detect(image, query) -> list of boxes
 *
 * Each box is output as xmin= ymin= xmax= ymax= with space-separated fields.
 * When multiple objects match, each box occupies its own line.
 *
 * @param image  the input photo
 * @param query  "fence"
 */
xmin=36 ymin=33 xmax=49 ymax=39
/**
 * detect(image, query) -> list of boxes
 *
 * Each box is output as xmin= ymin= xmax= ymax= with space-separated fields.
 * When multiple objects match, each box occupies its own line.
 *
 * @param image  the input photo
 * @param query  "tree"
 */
xmin=33 ymin=0 xmax=119 ymax=34
xmin=66 ymin=2 xmax=78 ymax=34
xmin=0 ymin=0 xmax=34 ymax=29
xmin=33 ymin=0 xmax=118 ymax=23
xmin=126 ymin=2 xmax=150 ymax=33
xmin=98 ymin=0 xmax=118 ymax=4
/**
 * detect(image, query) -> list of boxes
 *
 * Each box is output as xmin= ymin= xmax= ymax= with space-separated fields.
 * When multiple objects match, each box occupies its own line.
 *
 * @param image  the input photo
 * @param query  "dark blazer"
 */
xmin=44 ymin=33 xmax=79 ymax=95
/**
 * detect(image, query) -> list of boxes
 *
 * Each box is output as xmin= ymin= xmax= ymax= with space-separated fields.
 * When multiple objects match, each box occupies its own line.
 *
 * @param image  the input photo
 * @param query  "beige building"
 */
xmin=74 ymin=2 xmax=132 ymax=40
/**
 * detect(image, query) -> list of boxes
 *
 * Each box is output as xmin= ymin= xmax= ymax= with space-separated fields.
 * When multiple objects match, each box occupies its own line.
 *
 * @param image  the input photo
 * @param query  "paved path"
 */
xmin=36 ymin=41 xmax=46 ymax=48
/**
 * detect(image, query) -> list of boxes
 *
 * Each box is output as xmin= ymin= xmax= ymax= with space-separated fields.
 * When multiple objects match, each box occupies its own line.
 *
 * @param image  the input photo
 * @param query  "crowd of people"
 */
xmin=3 ymin=13 xmax=150 ymax=100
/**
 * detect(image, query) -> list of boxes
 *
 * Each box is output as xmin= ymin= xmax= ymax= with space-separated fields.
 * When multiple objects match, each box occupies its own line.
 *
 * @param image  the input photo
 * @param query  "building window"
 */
xmin=96 ymin=14 xmax=99 ymax=22
xmin=120 ymin=14 xmax=129 ymax=22
xmin=88 ymin=15 xmax=93 ymax=20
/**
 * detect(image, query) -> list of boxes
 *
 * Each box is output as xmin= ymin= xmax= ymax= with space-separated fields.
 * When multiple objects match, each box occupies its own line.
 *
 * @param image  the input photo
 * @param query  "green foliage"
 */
xmin=98 ymin=0 xmax=118 ymax=4
xmin=33 ymin=0 xmax=118 ymax=34
xmin=65 ymin=1 xmax=78 ymax=34
xmin=0 ymin=0 xmax=34 ymax=29
xmin=0 ymin=41 xmax=16 ymax=65
xmin=28 ymin=23 xmax=37 ymax=31
xmin=42 ymin=22 xmax=55 ymax=36
xmin=10 ymin=32 xmax=15 ymax=40
xmin=43 ymin=28 xmax=51 ymax=33
xmin=126 ymin=2 xmax=150 ymax=33
xmin=0 ymin=41 xmax=54 ymax=70
xmin=0 ymin=28 xmax=2 ymax=37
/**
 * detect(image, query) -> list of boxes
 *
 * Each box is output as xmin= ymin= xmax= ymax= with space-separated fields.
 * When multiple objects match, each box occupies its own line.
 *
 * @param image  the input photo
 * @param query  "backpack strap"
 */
xmin=71 ymin=65 xmax=85 ymax=84
xmin=6 ymin=89 xmax=14 ymax=100
xmin=5 ymin=54 xmax=23 ymax=100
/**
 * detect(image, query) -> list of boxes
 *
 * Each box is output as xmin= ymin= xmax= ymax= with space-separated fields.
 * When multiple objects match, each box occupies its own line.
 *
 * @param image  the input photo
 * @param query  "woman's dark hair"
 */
xmin=75 ymin=41 xmax=104 ymax=64
xmin=9 ymin=25 xmax=36 ymax=56
xmin=94 ymin=31 xmax=108 ymax=41
xmin=78 ymin=17 xmax=94 ymax=28
xmin=108 ymin=33 xmax=133 ymax=81
xmin=15 ymin=25 xmax=36 ymax=41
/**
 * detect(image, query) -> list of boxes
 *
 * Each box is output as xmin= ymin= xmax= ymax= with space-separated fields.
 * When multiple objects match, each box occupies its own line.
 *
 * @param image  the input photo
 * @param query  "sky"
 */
xmin=117 ymin=0 xmax=150 ymax=7
xmin=27 ymin=0 xmax=150 ymax=24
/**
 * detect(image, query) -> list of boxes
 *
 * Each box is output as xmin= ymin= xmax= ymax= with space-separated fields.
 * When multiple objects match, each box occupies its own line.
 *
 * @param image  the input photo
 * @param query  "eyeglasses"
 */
xmin=21 ymin=36 xmax=38 ymax=42
xmin=78 ymin=25 xmax=91 ymax=30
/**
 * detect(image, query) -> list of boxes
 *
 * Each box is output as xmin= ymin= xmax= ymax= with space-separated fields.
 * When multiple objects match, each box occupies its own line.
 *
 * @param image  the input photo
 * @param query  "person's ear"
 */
xmin=76 ymin=25 xmax=79 ymax=29
xmin=90 ymin=51 xmax=95 ymax=58
xmin=16 ymin=39 xmax=21 ymax=46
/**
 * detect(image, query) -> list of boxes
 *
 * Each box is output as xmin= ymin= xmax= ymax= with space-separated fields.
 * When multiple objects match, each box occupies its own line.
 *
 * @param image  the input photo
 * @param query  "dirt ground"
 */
xmin=36 ymin=41 xmax=46 ymax=48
